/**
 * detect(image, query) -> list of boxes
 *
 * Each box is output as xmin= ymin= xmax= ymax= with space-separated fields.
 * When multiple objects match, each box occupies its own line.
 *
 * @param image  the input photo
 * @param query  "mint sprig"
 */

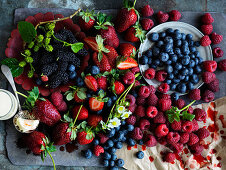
xmin=18 ymin=21 xmax=37 ymax=43
xmin=1 ymin=58 xmax=24 ymax=77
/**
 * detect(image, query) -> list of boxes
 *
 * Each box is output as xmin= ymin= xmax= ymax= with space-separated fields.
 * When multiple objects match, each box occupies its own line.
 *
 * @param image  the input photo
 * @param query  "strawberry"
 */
xmin=93 ymin=52 xmax=112 ymax=72
xmin=41 ymin=75 xmax=48 ymax=82
xmin=117 ymin=56 xmax=138 ymax=70
xmin=72 ymin=105 xmax=88 ymax=120
xmin=78 ymin=10 xmax=96 ymax=31
xmin=89 ymin=89 xmax=108 ymax=111
xmin=77 ymin=131 xmax=94 ymax=145
xmin=87 ymin=114 xmax=103 ymax=127
xmin=96 ymin=76 xmax=107 ymax=91
xmin=52 ymin=122 xmax=72 ymax=145
xmin=70 ymin=86 xmax=87 ymax=103
xmin=119 ymin=43 xmax=136 ymax=57
xmin=124 ymin=23 xmax=146 ymax=42
xmin=112 ymin=80 xmax=125 ymax=95
xmin=115 ymin=0 xmax=138 ymax=33
xmin=84 ymin=75 xmax=98 ymax=92
xmin=84 ymin=37 xmax=99 ymax=51
xmin=104 ymin=45 xmax=119 ymax=68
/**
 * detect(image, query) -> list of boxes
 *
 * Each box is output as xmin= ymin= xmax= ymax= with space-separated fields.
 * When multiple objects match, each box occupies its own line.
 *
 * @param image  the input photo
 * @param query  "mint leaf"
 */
xmin=18 ymin=21 xmax=37 ymax=43
xmin=71 ymin=42 xmax=84 ymax=53
xmin=182 ymin=111 xmax=195 ymax=121
xmin=77 ymin=91 xmax=86 ymax=100
xmin=1 ymin=58 xmax=24 ymax=77
xmin=66 ymin=92 xmax=74 ymax=101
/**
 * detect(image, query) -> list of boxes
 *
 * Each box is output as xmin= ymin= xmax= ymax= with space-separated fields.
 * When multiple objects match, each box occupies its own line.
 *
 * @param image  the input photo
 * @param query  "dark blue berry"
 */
xmin=106 ymin=139 xmax=114 ymax=148
xmin=166 ymin=60 xmax=172 ymax=65
xmin=93 ymin=139 xmax=99 ymax=145
xmin=186 ymin=34 xmax=193 ymax=40
xmin=109 ymin=160 xmax=115 ymax=167
xmin=182 ymin=45 xmax=190 ymax=55
xmin=146 ymin=49 xmax=152 ymax=57
xmin=96 ymin=109 xmax=103 ymax=114
xmin=136 ymin=151 xmax=144 ymax=159
xmin=194 ymin=65 xmax=202 ymax=74
xmin=171 ymin=92 xmax=179 ymax=101
xmin=166 ymin=28 xmax=174 ymax=35
xmin=182 ymin=40 xmax=188 ymax=46
xmin=166 ymin=65 xmax=173 ymax=73
xmin=111 ymin=154 xmax=117 ymax=161
xmin=165 ymin=79 xmax=172 ymax=84
xmin=90 ymin=66 xmax=100 ymax=75
xmin=182 ymin=56 xmax=190 ymax=65
xmin=163 ymin=43 xmax=173 ymax=53
xmin=159 ymin=32 xmax=166 ymax=38
xmin=160 ymin=52 xmax=169 ymax=62
xmin=170 ymin=83 xmax=177 ymax=90
xmin=116 ymin=131 xmax=124 ymax=141
xmin=115 ymin=125 xmax=121 ymax=131
xmin=181 ymin=68 xmax=189 ymax=75
xmin=68 ymin=64 xmax=76 ymax=72
xmin=127 ymin=124 xmax=134 ymax=131
xmin=174 ymin=48 xmax=181 ymax=55
xmin=180 ymin=33 xmax=186 ymax=40
xmin=36 ymin=78 xmax=42 ymax=85
xmin=103 ymin=152 xmax=111 ymax=160
xmin=140 ymin=55 xmax=148 ymax=65
xmin=190 ymin=74 xmax=199 ymax=84
xmin=152 ymin=46 xmax=160 ymax=56
xmin=187 ymin=82 xmax=195 ymax=90
xmin=82 ymin=149 xmax=92 ymax=159
xmin=174 ymin=31 xmax=182 ymax=40
xmin=115 ymin=142 xmax=123 ymax=149
xmin=189 ymin=60 xmax=195 ymax=68
xmin=194 ymin=58 xmax=199 ymax=65
xmin=108 ymin=147 xmax=116 ymax=154
xmin=156 ymin=40 xmax=164 ymax=48
xmin=175 ymin=63 xmax=182 ymax=70
xmin=131 ymin=90 xmax=138 ymax=98
xmin=111 ymin=96 xmax=117 ymax=102
xmin=110 ymin=167 xmax=118 ymax=170
xmin=121 ymin=136 xmax=127 ymax=142
xmin=138 ymin=140 xmax=144 ymax=145
xmin=177 ymin=83 xmax=187 ymax=93
xmin=194 ymin=51 xmax=200 ymax=57
xmin=164 ymin=36 xmax=173 ymax=44
xmin=184 ymin=75 xmax=190 ymax=82
xmin=171 ymin=54 xmax=178 ymax=63
xmin=75 ymin=77 xmax=84 ymax=87
xmin=107 ymin=129 xmax=116 ymax=138
xmin=194 ymin=41 xmax=200 ymax=47
xmin=103 ymin=159 xmax=109 ymax=167
xmin=106 ymin=97 xmax=113 ymax=107
xmin=178 ymin=74 xmax=185 ymax=80
xmin=175 ymin=39 xmax=182 ymax=47
xmin=148 ymin=57 xmax=152 ymax=65
xmin=150 ymin=64 xmax=157 ymax=69
xmin=173 ymin=79 xmax=180 ymax=84
xmin=127 ymin=138 xmax=135 ymax=146
xmin=190 ymin=46 xmax=196 ymax=53
xmin=121 ymin=121 xmax=126 ymax=125
xmin=69 ymin=71 xmax=77 ymax=79
xmin=168 ymin=73 xmax=174 ymax=79
xmin=153 ymin=59 xmax=160 ymax=66
xmin=190 ymin=54 xmax=195 ymax=59
xmin=116 ymin=159 xmax=124 ymax=167
xmin=149 ymin=32 xmax=159 ymax=42
xmin=198 ymin=57 xmax=203 ymax=63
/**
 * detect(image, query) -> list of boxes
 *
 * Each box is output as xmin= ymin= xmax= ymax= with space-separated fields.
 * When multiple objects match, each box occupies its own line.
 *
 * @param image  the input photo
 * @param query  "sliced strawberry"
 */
xmin=7 ymin=37 xmax=23 ymax=51
xmin=84 ymin=37 xmax=99 ymax=52
xmin=34 ymin=13 xmax=44 ymax=22
xmin=84 ymin=75 xmax=98 ymax=92
xmin=10 ymin=29 xmax=21 ymax=39
xmin=117 ymin=56 xmax=138 ymax=70
xmin=43 ymin=12 xmax=54 ymax=21
xmin=89 ymin=97 xmax=104 ymax=111
xmin=25 ymin=16 xmax=38 ymax=26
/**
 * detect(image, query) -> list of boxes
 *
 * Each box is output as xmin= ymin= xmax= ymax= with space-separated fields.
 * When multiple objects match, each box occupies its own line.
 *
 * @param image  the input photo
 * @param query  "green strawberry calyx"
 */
xmin=65 ymin=86 xmax=87 ymax=101
xmin=78 ymin=9 xmax=96 ymax=23
xmin=92 ymin=89 xmax=109 ymax=102
xmin=133 ymin=22 xmax=146 ymax=42
xmin=95 ymin=35 xmax=110 ymax=62
xmin=94 ymin=12 xmax=113 ymax=30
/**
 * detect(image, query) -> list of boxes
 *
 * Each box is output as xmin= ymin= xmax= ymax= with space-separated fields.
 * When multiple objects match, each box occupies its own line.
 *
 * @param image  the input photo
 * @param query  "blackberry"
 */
xmin=32 ymin=52 xmax=39 ymax=65
xmin=40 ymin=53 xmax=55 ymax=65
xmin=53 ymin=33 xmax=67 ymax=43
xmin=56 ymin=51 xmax=80 ymax=66
xmin=59 ymin=29 xmax=74 ymax=39
xmin=58 ymin=61 xmax=68 ymax=72
xmin=52 ymin=44 xmax=64 ymax=50
xmin=40 ymin=63 xmax=58 ymax=76
xmin=49 ymin=76 xmax=62 ymax=89
xmin=77 ymin=48 xmax=88 ymax=57
xmin=68 ymin=36 xmax=78 ymax=44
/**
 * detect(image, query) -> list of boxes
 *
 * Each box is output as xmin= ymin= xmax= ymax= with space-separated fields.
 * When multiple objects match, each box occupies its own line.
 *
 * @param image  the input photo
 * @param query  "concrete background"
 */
xmin=0 ymin=0 xmax=226 ymax=169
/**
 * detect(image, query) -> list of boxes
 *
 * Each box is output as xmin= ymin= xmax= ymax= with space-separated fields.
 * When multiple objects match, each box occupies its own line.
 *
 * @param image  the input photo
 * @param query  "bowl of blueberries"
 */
xmin=138 ymin=21 xmax=213 ymax=95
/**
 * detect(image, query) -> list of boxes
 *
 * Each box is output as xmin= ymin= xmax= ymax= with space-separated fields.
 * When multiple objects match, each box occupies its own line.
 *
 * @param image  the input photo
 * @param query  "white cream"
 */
xmin=0 ymin=91 xmax=12 ymax=117
xmin=16 ymin=117 xmax=39 ymax=132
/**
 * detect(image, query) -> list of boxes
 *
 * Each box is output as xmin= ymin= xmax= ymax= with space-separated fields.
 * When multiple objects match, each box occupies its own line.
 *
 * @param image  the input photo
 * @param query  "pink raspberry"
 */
xmin=98 ymin=133 xmax=109 ymax=144
xmin=190 ymin=143 xmax=204 ymax=155
xmin=173 ymin=99 xmax=185 ymax=109
xmin=126 ymin=94 xmax=136 ymax=105
xmin=182 ymin=121 xmax=193 ymax=133
xmin=200 ymin=35 xmax=211 ymax=46
xmin=155 ymin=70 xmax=167 ymax=82
xmin=158 ymin=83 xmax=170 ymax=93
xmin=130 ymin=66 xmax=140 ymax=75
xmin=130 ymin=127 xmax=143 ymax=140
xmin=159 ymin=93 xmax=171 ymax=99
xmin=188 ymin=89 xmax=201 ymax=101
xmin=136 ymin=97 xmax=146 ymax=105
xmin=169 ymin=10 xmax=181 ymax=21
xmin=201 ymin=24 xmax=213 ymax=35
xmin=146 ymin=106 xmax=158 ymax=118
xmin=141 ymin=18 xmax=154 ymax=31
xmin=196 ymin=128 xmax=210 ymax=140
xmin=188 ymin=133 xmax=199 ymax=146
xmin=141 ymin=4 xmax=154 ymax=17
xmin=179 ymin=132 xmax=189 ymax=144
xmin=202 ymin=89 xmax=215 ymax=102
xmin=144 ymin=134 xmax=157 ymax=147
xmin=138 ymin=86 xmax=151 ymax=98
xmin=213 ymin=47 xmax=224 ymax=58
xmin=170 ymin=120 xmax=182 ymax=131
xmin=93 ymin=145 xmax=104 ymax=156
xmin=170 ymin=142 xmax=183 ymax=153
xmin=157 ymin=137 xmax=167 ymax=146
xmin=218 ymin=59 xmax=226 ymax=71
xmin=132 ymin=80 xmax=140 ymax=90
xmin=211 ymin=32 xmax=223 ymax=44
xmin=166 ymin=132 xmax=180 ymax=144
xmin=144 ymin=68 xmax=155 ymax=79
xmin=202 ymin=72 xmax=216 ymax=83
xmin=192 ymin=119 xmax=199 ymax=132
xmin=139 ymin=119 xmax=151 ymax=130
xmin=157 ymin=11 xmax=169 ymax=23
xmin=202 ymin=13 xmax=214 ymax=24
xmin=51 ymin=91 xmax=63 ymax=106
xmin=122 ymin=71 xmax=135 ymax=85
xmin=153 ymin=112 xmax=166 ymax=124
xmin=135 ymin=105 xmax=145 ymax=117
xmin=57 ymin=101 xmax=67 ymax=112
xmin=164 ymin=152 xmax=176 ymax=163
xmin=147 ymin=94 xmax=158 ymax=106
xmin=194 ymin=108 xmax=207 ymax=121
xmin=155 ymin=124 xmax=169 ymax=137
xmin=207 ymin=78 xmax=219 ymax=92
xmin=158 ymin=98 xmax=172 ymax=111
xmin=128 ymin=104 xmax=136 ymax=113
xmin=126 ymin=115 xmax=136 ymax=125
xmin=187 ymin=106 xmax=194 ymax=114
xmin=203 ymin=60 xmax=217 ymax=72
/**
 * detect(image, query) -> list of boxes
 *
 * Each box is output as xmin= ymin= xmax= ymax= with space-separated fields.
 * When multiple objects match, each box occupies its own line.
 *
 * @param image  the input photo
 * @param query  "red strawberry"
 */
xmin=119 ymin=43 xmax=136 ymax=57
xmin=50 ymin=91 xmax=63 ymax=106
xmin=112 ymin=80 xmax=125 ymax=95
xmin=124 ymin=24 xmax=146 ymax=42
xmin=84 ymin=75 xmax=98 ymax=92
xmin=89 ymin=97 xmax=104 ymax=111
xmin=78 ymin=10 xmax=96 ymax=31
xmin=92 ymin=52 xmax=112 ymax=72
xmin=77 ymin=131 xmax=94 ymax=145
xmin=114 ymin=0 xmax=138 ymax=33
xmin=84 ymin=37 xmax=99 ymax=52
xmin=72 ymin=105 xmax=88 ymax=120
xmin=87 ymin=114 xmax=103 ymax=127
xmin=52 ymin=122 xmax=71 ymax=145
xmin=104 ymin=45 xmax=119 ymax=68
xmin=72 ymin=87 xmax=87 ymax=103
xmin=97 ymin=76 xmax=107 ymax=91
xmin=157 ymin=11 xmax=169 ymax=23
xmin=117 ymin=56 xmax=138 ymax=70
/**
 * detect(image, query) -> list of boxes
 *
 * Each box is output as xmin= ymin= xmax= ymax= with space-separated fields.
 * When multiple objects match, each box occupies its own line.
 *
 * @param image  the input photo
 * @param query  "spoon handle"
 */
xmin=1 ymin=65 xmax=22 ymax=111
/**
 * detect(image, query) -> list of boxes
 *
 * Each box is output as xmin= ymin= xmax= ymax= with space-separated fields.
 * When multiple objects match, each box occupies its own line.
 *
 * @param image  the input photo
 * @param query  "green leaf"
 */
xmin=70 ymin=130 xmax=77 ymax=140
xmin=98 ymin=52 xmax=103 ymax=62
xmin=41 ymin=144 xmax=45 ymax=151
xmin=71 ymin=43 xmax=84 ymax=53
xmin=18 ymin=21 xmax=37 ymax=43
xmin=86 ymin=133 xmax=93 ymax=140
xmin=64 ymin=113 xmax=73 ymax=123
xmin=77 ymin=91 xmax=86 ymax=100
xmin=69 ymin=122 xmax=74 ymax=128
xmin=182 ymin=111 xmax=195 ymax=121
xmin=1 ymin=58 xmax=24 ymax=77
xmin=102 ymin=97 xmax=109 ymax=102
xmin=41 ymin=152 xmax=44 ymax=162
xmin=48 ymin=145 xmax=57 ymax=152
xmin=66 ymin=92 xmax=74 ymax=101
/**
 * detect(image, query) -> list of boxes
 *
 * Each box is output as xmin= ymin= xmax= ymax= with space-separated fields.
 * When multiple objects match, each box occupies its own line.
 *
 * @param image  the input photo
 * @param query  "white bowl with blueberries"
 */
xmin=138 ymin=21 xmax=213 ymax=96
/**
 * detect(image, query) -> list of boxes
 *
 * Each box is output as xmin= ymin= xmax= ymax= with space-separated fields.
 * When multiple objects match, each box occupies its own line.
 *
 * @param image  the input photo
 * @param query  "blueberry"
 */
xmin=121 ymin=136 xmax=127 ymax=142
xmin=150 ymin=64 xmax=157 ymax=69
xmin=168 ymin=49 xmax=174 ymax=55
xmin=166 ymin=60 xmax=172 ymax=65
xmin=127 ymin=124 xmax=134 ymax=131
xmin=116 ymin=131 xmax=124 ymax=141
xmin=188 ymin=40 xmax=194 ymax=46
xmin=194 ymin=41 xmax=200 ymax=47
xmin=121 ymin=120 xmax=126 ymax=125
xmin=178 ymin=54 xmax=184 ymax=58
xmin=68 ymin=64 xmax=76 ymax=72
xmin=171 ymin=54 xmax=178 ymax=63
xmin=174 ymin=31 xmax=182 ymax=40
xmin=138 ymin=140 xmax=144 ymax=145
xmin=171 ymin=92 xmax=179 ymax=101
xmin=194 ymin=58 xmax=199 ymax=65
xmin=152 ymin=46 xmax=160 ymax=56
xmin=148 ymin=57 xmax=152 ymax=65
xmin=111 ymin=95 xmax=117 ymax=102
xmin=127 ymin=138 xmax=135 ymax=146
xmin=189 ymin=60 xmax=195 ymax=68
xmin=164 ymin=36 xmax=173 ymax=44
xmin=198 ymin=57 xmax=203 ymax=63
xmin=190 ymin=54 xmax=195 ymax=59
xmin=163 ymin=43 xmax=173 ymax=52
xmin=165 ymin=79 xmax=172 ymax=84
xmin=75 ymin=77 xmax=84 ymax=87
xmin=97 ymin=109 xmax=103 ymax=114
xmin=170 ymin=83 xmax=177 ymax=90
xmin=175 ymin=39 xmax=182 ymax=47
xmin=106 ymin=97 xmax=113 ymax=107
xmin=159 ymin=61 xmax=164 ymax=67
xmin=106 ymin=139 xmax=114 ymax=148
xmin=187 ymin=82 xmax=195 ymax=90
xmin=136 ymin=151 xmax=144 ymax=159
xmin=115 ymin=126 xmax=121 ymax=131
xmin=181 ymin=33 xmax=186 ymax=40
xmin=82 ymin=149 xmax=92 ymax=159
xmin=186 ymin=34 xmax=193 ymax=40
xmin=184 ymin=75 xmax=190 ymax=82
xmin=160 ymin=52 xmax=169 ymax=62
xmin=173 ymin=69 xmax=179 ymax=75
xmin=115 ymin=142 xmax=123 ymax=149
xmin=36 ymin=78 xmax=42 ymax=85
xmin=166 ymin=28 xmax=174 ymax=35
xmin=103 ymin=159 xmax=109 ymax=167
xmin=182 ymin=56 xmax=190 ymax=65
xmin=156 ymin=40 xmax=164 ymax=48
xmin=166 ymin=65 xmax=173 ymax=73
xmin=182 ymin=40 xmax=189 ymax=46
xmin=122 ymin=129 xmax=128 ymax=135
xmin=140 ymin=55 xmax=148 ymax=65
xmin=173 ymin=79 xmax=180 ymax=84
xmin=112 ymin=138 xmax=119 ymax=143
xmin=103 ymin=146 xmax=109 ymax=150
xmin=194 ymin=51 xmax=200 ymax=57
xmin=86 ymin=93 xmax=91 ymax=98
xmin=181 ymin=68 xmax=189 ymax=75
xmin=131 ymin=90 xmax=138 ymax=98
xmin=175 ymin=63 xmax=182 ymax=70
xmin=194 ymin=65 xmax=202 ymax=74
xmin=149 ymin=32 xmax=159 ymax=42
xmin=69 ymin=71 xmax=77 ymax=79
xmin=111 ymin=154 xmax=117 ymax=161
xmin=108 ymin=147 xmax=116 ymax=154
xmin=116 ymin=159 xmax=125 ymax=167
xmin=93 ymin=139 xmax=99 ymax=145
xmin=153 ymin=59 xmax=160 ymax=66
xmin=107 ymin=129 xmax=116 ymax=138
xmin=159 ymin=32 xmax=166 ymax=38
xmin=90 ymin=66 xmax=100 ymax=75
xmin=168 ymin=73 xmax=174 ymax=79
xmin=182 ymin=45 xmax=190 ymax=55
xmin=104 ymin=152 xmax=112 ymax=160
xmin=174 ymin=48 xmax=181 ymax=55
xmin=190 ymin=46 xmax=196 ymax=53
xmin=178 ymin=74 xmax=185 ymax=80
xmin=190 ymin=74 xmax=199 ymax=84
xmin=177 ymin=83 xmax=187 ymax=93
xmin=110 ymin=167 xmax=118 ymax=170
xmin=109 ymin=160 xmax=115 ymax=167
xmin=146 ymin=49 xmax=152 ymax=57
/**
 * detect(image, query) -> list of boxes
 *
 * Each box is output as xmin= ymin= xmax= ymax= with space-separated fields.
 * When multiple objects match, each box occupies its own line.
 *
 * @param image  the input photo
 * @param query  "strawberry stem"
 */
xmin=133 ymin=0 xmax=137 ymax=7
xmin=73 ymin=105 xmax=83 ymax=126
xmin=16 ymin=91 xmax=28 ymax=98
xmin=46 ymin=150 xmax=56 ymax=170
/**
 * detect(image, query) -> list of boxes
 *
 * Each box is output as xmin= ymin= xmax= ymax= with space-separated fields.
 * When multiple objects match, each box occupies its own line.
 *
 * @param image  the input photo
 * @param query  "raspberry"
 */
xmin=179 ymin=132 xmax=189 ymax=144
xmin=202 ymin=72 xmax=216 ymax=83
xmin=213 ymin=47 xmax=224 ymax=58
xmin=93 ymin=145 xmax=104 ymax=156
xmin=164 ymin=152 xmax=176 ymax=163
xmin=147 ymin=94 xmax=158 ymax=106
xmin=190 ymin=143 xmax=204 ymax=155
xmin=157 ymin=137 xmax=167 ymax=145
xmin=126 ymin=115 xmax=136 ymax=125
xmin=201 ymin=24 xmax=213 ymax=35
xmin=51 ymin=91 xmax=63 ymax=106
xmin=203 ymin=60 xmax=217 ymax=72
xmin=133 ymin=80 xmax=140 ymax=89
xmin=135 ymin=105 xmax=146 ymax=117
xmin=200 ymin=35 xmax=211 ymax=46
xmin=136 ymin=97 xmax=146 ymax=106
xmin=155 ymin=124 xmax=169 ymax=137
xmin=211 ymin=32 xmax=223 ymax=44
xmin=130 ymin=127 xmax=143 ymax=140
xmin=158 ymin=83 xmax=170 ymax=93
xmin=170 ymin=142 xmax=183 ymax=153
xmin=159 ymin=94 xmax=171 ymax=99
xmin=188 ymin=133 xmax=199 ymax=146
xmin=170 ymin=120 xmax=182 ymax=131
xmin=202 ymin=13 xmax=214 ymax=24
xmin=144 ymin=134 xmax=157 ymax=147
xmin=218 ymin=59 xmax=226 ymax=71
xmin=196 ymin=127 xmax=210 ymax=140
xmin=207 ymin=78 xmax=219 ymax=92
xmin=130 ymin=66 xmax=140 ymax=75
xmin=139 ymin=119 xmax=151 ymax=130
xmin=148 ymin=85 xmax=156 ymax=94
xmin=56 ymin=101 xmax=67 ymax=112
xmin=98 ymin=133 xmax=109 ymax=144
xmin=169 ymin=10 xmax=181 ymax=21
xmin=141 ymin=5 xmax=154 ymax=17
xmin=157 ymin=11 xmax=169 ymax=23
xmin=192 ymin=119 xmax=199 ymax=132
xmin=146 ymin=106 xmax=158 ymax=118
xmin=202 ymin=89 xmax=215 ymax=102
xmin=144 ymin=68 xmax=155 ymax=79
xmin=173 ymin=99 xmax=185 ymax=109
xmin=182 ymin=121 xmax=193 ymax=133
xmin=122 ymin=71 xmax=135 ymax=85
xmin=187 ymin=106 xmax=194 ymax=114
xmin=138 ymin=86 xmax=151 ymax=98
xmin=158 ymin=98 xmax=172 ymax=111
xmin=141 ymin=18 xmax=154 ymax=31
xmin=153 ymin=112 xmax=166 ymax=124
xmin=97 ymin=76 xmax=107 ymax=91
xmin=194 ymin=108 xmax=207 ymax=121
xmin=126 ymin=94 xmax=136 ymax=105
xmin=155 ymin=70 xmax=167 ymax=82
xmin=188 ymin=89 xmax=201 ymax=101
xmin=167 ymin=132 xmax=180 ymax=144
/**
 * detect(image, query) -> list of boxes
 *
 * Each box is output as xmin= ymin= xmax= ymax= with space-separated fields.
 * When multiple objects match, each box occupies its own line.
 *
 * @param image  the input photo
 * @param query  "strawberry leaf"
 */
xmin=86 ymin=133 xmax=93 ymax=140
xmin=1 ymin=58 xmax=24 ymax=77
xmin=102 ymin=97 xmax=109 ymax=102
xmin=182 ymin=111 xmax=195 ymax=121
xmin=18 ymin=21 xmax=37 ymax=43
xmin=77 ymin=90 xmax=86 ymax=100
xmin=64 ymin=113 xmax=73 ymax=123
xmin=41 ymin=152 xmax=44 ymax=162
xmin=71 ymin=42 xmax=84 ymax=53
xmin=70 ymin=130 xmax=77 ymax=140
xmin=98 ymin=52 xmax=103 ymax=62
xmin=66 ymin=92 xmax=74 ymax=101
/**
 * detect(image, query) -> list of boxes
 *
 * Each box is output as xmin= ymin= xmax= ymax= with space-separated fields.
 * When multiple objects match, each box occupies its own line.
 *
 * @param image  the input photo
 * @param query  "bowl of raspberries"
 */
xmin=138 ymin=21 xmax=213 ymax=95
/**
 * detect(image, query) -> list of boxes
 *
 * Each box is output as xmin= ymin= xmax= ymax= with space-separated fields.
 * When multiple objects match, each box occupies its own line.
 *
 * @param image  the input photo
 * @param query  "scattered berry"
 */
xmin=192 ymin=119 xmax=199 ymax=132
xmin=188 ymin=133 xmax=199 ymax=146
xmin=203 ymin=60 xmax=217 ymax=72
xmin=201 ymin=24 xmax=213 ymax=35
xmin=179 ymin=132 xmax=189 ymax=144
xmin=51 ymin=91 xmax=63 ymax=107
xmin=155 ymin=124 xmax=169 ymax=137
xmin=139 ymin=119 xmax=150 ymax=131
xmin=202 ymin=13 xmax=214 ymax=24
xmin=190 ymin=143 xmax=204 ymax=155
xmin=131 ymin=127 xmax=143 ymax=140
xmin=158 ymin=83 xmax=170 ymax=93
xmin=202 ymin=89 xmax=215 ymax=102
xmin=146 ymin=106 xmax=158 ymax=118
xmin=173 ymin=99 xmax=185 ymax=109
xmin=153 ymin=112 xmax=166 ymax=124
xmin=194 ymin=108 xmax=207 ymax=121
xmin=218 ymin=59 xmax=226 ymax=71
xmin=196 ymin=127 xmax=210 ymax=140
xmin=157 ymin=11 xmax=169 ymax=23
xmin=170 ymin=142 xmax=183 ymax=153
xmin=147 ymin=94 xmax=158 ymax=106
xmin=164 ymin=152 xmax=176 ymax=163
xmin=135 ymin=105 xmax=146 ymax=117
xmin=57 ymin=101 xmax=67 ymax=112
xmin=123 ymin=71 xmax=135 ymax=85
xmin=138 ymin=86 xmax=151 ymax=98
xmin=141 ymin=18 xmax=154 ymax=31
xmin=130 ymin=66 xmax=140 ymax=75
xmin=200 ymin=35 xmax=211 ymax=46
xmin=126 ymin=94 xmax=136 ymax=105
xmin=182 ymin=121 xmax=193 ymax=133
xmin=98 ymin=133 xmax=109 ymax=144
xmin=169 ymin=10 xmax=181 ymax=21
xmin=136 ymin=151 xmax=144 ymax=159
xmin=136 ymin=97 xmax=146 ymax=106
xmin=188 ymin=89 xmax=201 ymax=100
xmin=144 ymin=134 xmax=157 ymax=147
xmin=144 ymin=68 xmax=155 ymax=79
xmin=167 ymin=132 xmax=180 ymax=144
xmin=170 ymin=120 xmax=182 ymax=131
xmin=213 ymin=47 xmax=224 ymax=58
xmin=113 ymin=81 xmax=125 ymax=95
xmin=148 ymin=85 xmax=156 ymax=94
xmin=141 ymin=5 xmax=154 ymax=17
xmin=93 ymin=145 xmax=104 ymax=156
xmin=211 ymin=32 xmax=223 ymax=44
xmin=158 ymin=98 xmax=172 ymax=112
xmin=155 ymin=70 xmax=167 ymax=82
xmin=202 ymin=72 xmax=216 ymax=83
xmin=207 ymin=78 xmax=219 ymax=92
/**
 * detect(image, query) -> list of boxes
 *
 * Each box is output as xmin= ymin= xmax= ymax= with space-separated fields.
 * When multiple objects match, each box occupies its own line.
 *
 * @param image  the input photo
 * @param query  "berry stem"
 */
xmin=46 ymin=150 xmax=56 ymax=170
xmin=16 ymin=91 xmax=28 ymax=98
xmin=73 ymin=105 xmax=83 ymax=126
xmin=133 ymin=0 xmax=137 ymax=8
xmin=179 ymin=100 xmax=196 ymax=112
